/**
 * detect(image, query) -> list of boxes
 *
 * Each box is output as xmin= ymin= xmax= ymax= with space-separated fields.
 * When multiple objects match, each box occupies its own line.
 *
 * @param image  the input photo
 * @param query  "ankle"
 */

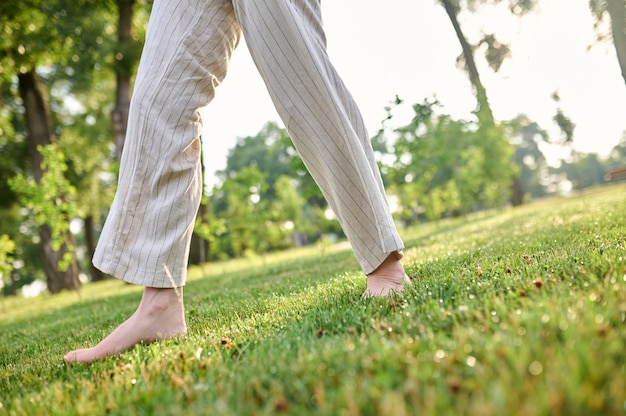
xmin=368 ymin=251 xmax=405 ymax=277
xmin=139 ymin=287 xmax=184 ymax=316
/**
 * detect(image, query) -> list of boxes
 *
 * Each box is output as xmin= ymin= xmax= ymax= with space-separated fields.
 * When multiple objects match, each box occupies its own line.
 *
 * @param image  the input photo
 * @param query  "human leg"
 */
xmin=65 ymin=0 xmax=242 ymax=363
xmin=93 ymin=0 xmax=241 ymax=288
xmin=232 ymin=0 xmax=408 ymax=293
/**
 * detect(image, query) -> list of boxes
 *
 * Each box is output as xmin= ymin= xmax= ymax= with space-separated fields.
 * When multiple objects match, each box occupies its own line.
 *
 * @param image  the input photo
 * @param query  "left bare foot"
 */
xmin=64 ymin=287 xmax=186 ymax=364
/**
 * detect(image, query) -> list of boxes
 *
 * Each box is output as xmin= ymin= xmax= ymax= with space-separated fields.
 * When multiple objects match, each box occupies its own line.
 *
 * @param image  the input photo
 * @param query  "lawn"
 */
xmin=1 ymin=184 xmax=625 ymax=415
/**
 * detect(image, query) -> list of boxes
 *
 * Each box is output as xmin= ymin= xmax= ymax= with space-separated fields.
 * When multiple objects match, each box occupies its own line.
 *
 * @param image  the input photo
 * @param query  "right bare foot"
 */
xmin=364 ymin=251 xmax=411 ymax=297
xmin=64 ymin=287 xmax=187 ymax=364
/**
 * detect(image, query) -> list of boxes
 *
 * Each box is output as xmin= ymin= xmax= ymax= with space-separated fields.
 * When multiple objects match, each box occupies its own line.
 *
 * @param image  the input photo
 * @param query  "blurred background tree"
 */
xmin=589 ymin=0 xmax=626 ymax=85
xmin=0 ymin=0 xmax=149 ymax=294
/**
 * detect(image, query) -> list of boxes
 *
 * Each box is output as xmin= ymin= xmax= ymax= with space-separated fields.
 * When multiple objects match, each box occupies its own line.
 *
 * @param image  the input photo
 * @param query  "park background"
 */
xmin=1 ymin=1 xmax=625 ymax=414
xmin=0 ymin=0 xmax=624 ymax=295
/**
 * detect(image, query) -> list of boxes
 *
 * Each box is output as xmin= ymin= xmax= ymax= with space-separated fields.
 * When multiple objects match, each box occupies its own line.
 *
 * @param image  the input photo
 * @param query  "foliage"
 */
xmin=589 ymin=0 xmax=613 ymax=41
xmin=552 ymin=152 xmax=611 ymax=190
xmin=607 ymin=130 xmax=626 ymax=163
xmin=0 ymin=184 xmax=624 ymax=414
xmin=440 ymin=0 xmax=538 ymax=124
xmin=507 ymin=115 xmax=551 ymax=202
xmin=550 ymin=91 xmax=576 ymax=144
xmin=0 ymin=0 xmax=150 ymax=286
xmin=0 ymin=207 xmax=40 ymax=295
xmin=0 ymin=234 xmax=15 ymax=285
xmin=477 ymin=33 xmax=511 ymax=72
xmin=588 ymin=0 xmax=626 ymax=85
xmin=507 ymin=116 xmax=625 ymax=201
xmin=8 ymin=144 xmax=78 ymax=271
xmin=381 ymin=98 xmax=517 ymax=223
xmin=0 ymin=82 xmax=29 ymax=207
xmin=460 ymin=0 xmax=536 ymax=14
xmin=0 ymin=0 xmax=113 ymax=76
xmin=193 ymin=196 xmax=227 ymax=249
xmin=219 ymin=165 xmax=270 ymax=257
xmin=215 ymin=122 xmax=294 ymax=192
xmin=207 ymin=123 xmax=336 ymax=260
xmin=0 ymin=0 xmax=621 ymax=291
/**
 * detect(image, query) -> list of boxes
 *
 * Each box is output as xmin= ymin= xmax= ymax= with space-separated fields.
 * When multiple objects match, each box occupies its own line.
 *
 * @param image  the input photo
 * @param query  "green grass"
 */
xmin=1 ymin=184 xmax=625 ymax=415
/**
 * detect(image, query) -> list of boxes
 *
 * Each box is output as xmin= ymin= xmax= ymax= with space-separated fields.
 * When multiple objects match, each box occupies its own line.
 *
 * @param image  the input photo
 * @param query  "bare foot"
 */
xmin=64 ymin=287 xmax=187 ymax=364
xmin=364 ymin=251 xmax=410 ymax=297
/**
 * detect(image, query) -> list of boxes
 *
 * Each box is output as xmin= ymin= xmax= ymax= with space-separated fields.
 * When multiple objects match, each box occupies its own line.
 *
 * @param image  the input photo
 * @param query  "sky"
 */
xmin=199 ymin=0 xmax=626 ymax=188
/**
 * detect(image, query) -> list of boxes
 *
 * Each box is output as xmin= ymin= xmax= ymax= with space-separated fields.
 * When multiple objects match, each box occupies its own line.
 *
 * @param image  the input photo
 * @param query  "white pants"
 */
xmin=93 ymin=0 xmax=404 ymax=288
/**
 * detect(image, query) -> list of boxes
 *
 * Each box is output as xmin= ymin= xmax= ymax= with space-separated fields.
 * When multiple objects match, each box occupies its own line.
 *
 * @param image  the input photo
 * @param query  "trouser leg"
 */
xmin=93 ymin=0 xmax=241 ymax=287
xmin=232 ymin=0 xmax=404 ymax=274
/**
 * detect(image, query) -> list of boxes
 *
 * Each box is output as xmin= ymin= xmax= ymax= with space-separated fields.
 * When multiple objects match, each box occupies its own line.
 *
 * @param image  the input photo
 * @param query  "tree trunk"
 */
xmin=190 ymin=153 xmax=208 ymax=265
xmin=39 ymin=224 xmax=80 ymax=293
xmin=7 ymin=271 xmax=19 ymax=296
xmin=510 ymin=176 xmax=524 ymax=206
xmin=111 ymin=0 xmax=135 ymax=161
xmin=17 ymin=70 xmax=80 ymax=294
xmin=606 ymin=0 xmax=626 ymax=85
xmin=84 ymin=215 xmax=107 ymax=281
xmin=189 ymin=202 xmax=208 ymax=265
xmin=440 ymin=0 xmax=495 ymax=125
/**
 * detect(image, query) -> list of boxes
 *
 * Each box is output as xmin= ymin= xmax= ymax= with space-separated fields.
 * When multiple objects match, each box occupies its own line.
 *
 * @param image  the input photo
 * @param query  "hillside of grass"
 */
xmin=1 ymin=184 xmax=625 ymax=415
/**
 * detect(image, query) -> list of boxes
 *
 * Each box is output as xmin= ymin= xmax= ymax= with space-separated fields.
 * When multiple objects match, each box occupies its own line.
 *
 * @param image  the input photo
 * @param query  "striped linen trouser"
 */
xmin=93 ymin=0 xmax=404 ymax=288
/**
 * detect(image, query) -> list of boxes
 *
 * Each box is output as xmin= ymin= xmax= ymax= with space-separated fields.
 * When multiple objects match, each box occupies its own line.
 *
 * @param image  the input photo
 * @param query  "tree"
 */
xmin=440 ymin=0 xmax=494 ymax=124
xmin=215 ymin=165 xmax=269 ymax=258
xmin=382 ymin=98 xmax=517 ymax=223
xmin=438 ymin=0 xmax=536 ymax=124
xmin=507 ymin=115 xmax=550 ymax=204
xmin=551 ymin=91 xmax=576 ymax=144
xmin=111 ymin=0 xmax=145 ymax=161
xmin=607 ymin=130 xmax=626 ymax=163
xmin=0 ymin=82 xmax=36 ymax=292
xmin=216 ymin=123 xmax=295 ymax=196
xmin=0 ymin=1 xmax=101 ymax=292
xmin=0 ymin=234 xmax=16 ymax=296
xmin=435 ymin=1 xmax=535 ymax=213
xmin=0 ymin=0 xmax=151 ymax=292
xmin=269 ymin=175 xmax=307 ymax=249
xmin=14 ymin=69 xmax=81 ymax=293
xmin=589 ymin=0 xmax=626 ymax=85
xmin=553 ymin=152 xmax=607 ymax=190
xmin=9 ymin=143 xmax=80 ymax=291
xmin=204 ymin=122 xmax=338 ymax=260
xmin=1 ymin=0 xmax=151 ymax=292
